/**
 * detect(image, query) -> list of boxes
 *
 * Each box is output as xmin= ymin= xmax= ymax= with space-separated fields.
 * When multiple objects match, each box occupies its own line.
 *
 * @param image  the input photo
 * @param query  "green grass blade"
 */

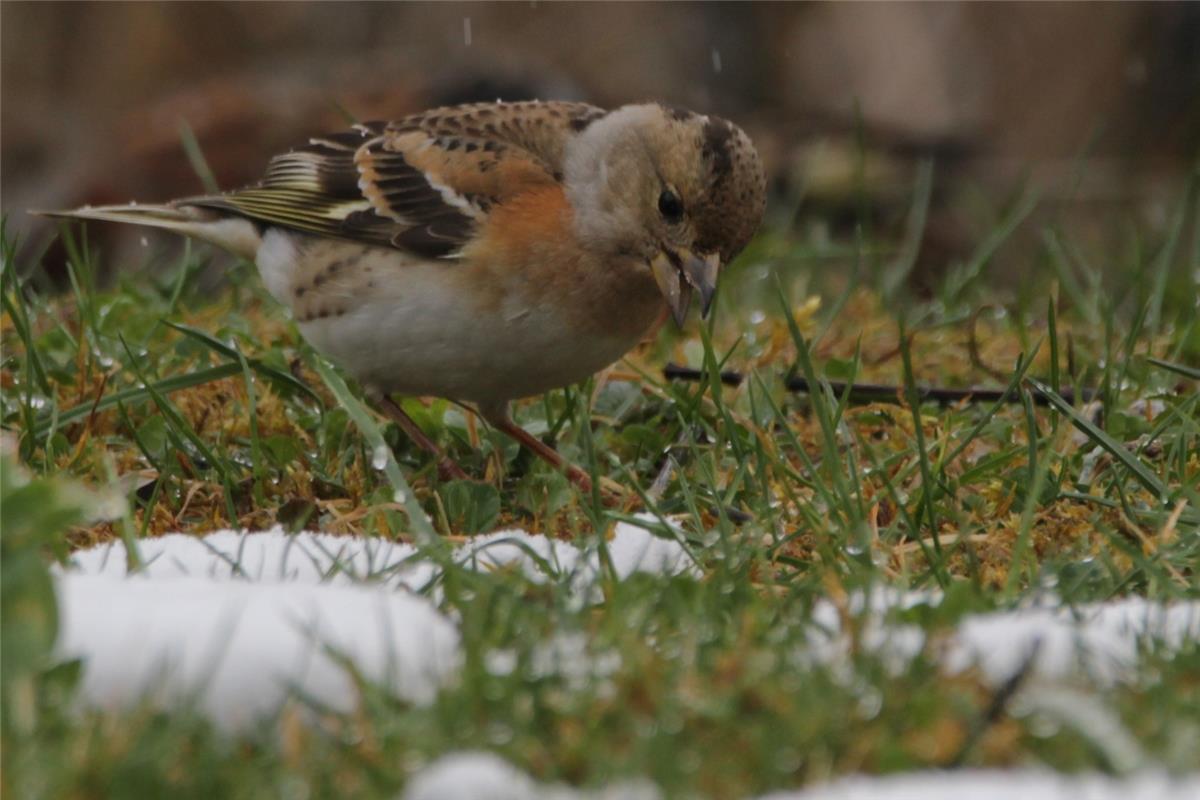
xmin=177 ymin=118 xmax=221 ymax=194
xmin=163 ymin=321 xmax=323 ymax=405
xmin=1147 ymin=357 xmax=1200 ymax=381
xmin=311 ymin=357 xmax=436 ymax=543
xmin=1027 ymin=378 xmax=1169 ymax=502
xmin=32 ymin=363 xmax=243 ymax=437
xmin=898 ymin=320 xmax=945 ymax=567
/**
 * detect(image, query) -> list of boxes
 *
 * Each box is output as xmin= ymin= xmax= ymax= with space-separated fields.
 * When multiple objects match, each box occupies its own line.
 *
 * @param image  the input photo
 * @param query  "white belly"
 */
xmin=256 ymin=231 xmax=655 ymax=408
xmin=300 ymin=272 xmax=643 ymax=404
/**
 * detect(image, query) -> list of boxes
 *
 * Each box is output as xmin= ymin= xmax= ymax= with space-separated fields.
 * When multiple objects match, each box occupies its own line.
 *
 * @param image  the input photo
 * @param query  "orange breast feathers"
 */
xmin=464 ymin=185 xmax=577 ymax=275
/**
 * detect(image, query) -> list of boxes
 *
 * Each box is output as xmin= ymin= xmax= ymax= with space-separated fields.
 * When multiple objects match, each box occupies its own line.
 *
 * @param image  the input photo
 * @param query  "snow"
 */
xmin=54 ymin=516 xmax=695 ymax=730
xmin=803 ymin=588 xmax=1200 ymax=687
xmin=53 ymin=518 xmax=1199 ymax=743
xmin=401 ymin=751 xmax=660 ymax=800
xmin=946 ymin=598 xmax=1199 ymax=686
xmin=756 ymin=770 xmax=1200 ymax=800
xmin=399 ymin=754 xmax=1199 ymax=800
xmin=55 ymin=574 xmax=461 ymax=731
xmin=63 ymin=517 xmax=698 ymax=589
xmin=64 ymin=528 xmax=432 ymax=585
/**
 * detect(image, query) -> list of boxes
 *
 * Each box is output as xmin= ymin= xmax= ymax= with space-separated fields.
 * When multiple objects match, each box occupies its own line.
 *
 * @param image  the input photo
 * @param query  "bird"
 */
xmin=38 ymin=100 xmax=767 ymax=495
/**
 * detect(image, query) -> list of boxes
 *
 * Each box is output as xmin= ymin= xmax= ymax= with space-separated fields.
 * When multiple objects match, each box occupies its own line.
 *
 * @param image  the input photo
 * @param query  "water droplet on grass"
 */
xmin=371 ymin=444 xmax=389 ymax=470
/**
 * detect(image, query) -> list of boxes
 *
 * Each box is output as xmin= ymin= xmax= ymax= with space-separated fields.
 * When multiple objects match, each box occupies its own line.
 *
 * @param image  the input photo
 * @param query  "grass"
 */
xmin=2 ymin=154 xmax=1198 ymax=799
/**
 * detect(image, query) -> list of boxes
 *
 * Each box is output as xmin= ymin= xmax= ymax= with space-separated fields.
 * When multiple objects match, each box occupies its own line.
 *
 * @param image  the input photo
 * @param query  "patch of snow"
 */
xmin=54 ymin=520 xmax=1199 ymax=739
xmin=454 ymin=515 xmax=698 ymax=594
xmin=403 ymin=752 xmax=540 ymax=800
xmin=802 ymin=588 xmax=934 ymax=675
xmin=55 ymin=574 xmax=460 ymax=732
xmin=55 ymin=516 xmax=694 ymax=729
xmin=607 ymin=517 xmax=699 ymax=579
xmin=401 ymin=751 xmax=661 ymax=800
xmin=63 ymin=515 xmax=696 ymax=589
xmin=758 ymin=770 xmax=1200 ymax=800
xmin=399 ymin=755 xmax=1198 ymax=800
xmin=946 ymin=598 xmax=1200 ymax=686
xmin=63 ymin=527 xmax=433 ymax=586
xmin=802 ymin=591 xmax=1200 ymax=688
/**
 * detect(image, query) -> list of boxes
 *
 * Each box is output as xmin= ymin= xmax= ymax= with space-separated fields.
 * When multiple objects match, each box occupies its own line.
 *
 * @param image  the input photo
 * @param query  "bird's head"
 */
xmin=563 ymin=103 xmax=766 ymax=326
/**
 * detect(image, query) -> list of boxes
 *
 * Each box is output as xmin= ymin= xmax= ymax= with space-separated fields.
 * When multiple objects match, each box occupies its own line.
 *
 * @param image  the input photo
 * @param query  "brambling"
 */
xmin=41 ymin=101 xmax=766 ymax=493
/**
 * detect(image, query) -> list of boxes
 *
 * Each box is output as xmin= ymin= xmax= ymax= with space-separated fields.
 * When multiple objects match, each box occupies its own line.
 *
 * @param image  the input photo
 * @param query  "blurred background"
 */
xmin=4 ymin=1 xmax=1198 ymax=284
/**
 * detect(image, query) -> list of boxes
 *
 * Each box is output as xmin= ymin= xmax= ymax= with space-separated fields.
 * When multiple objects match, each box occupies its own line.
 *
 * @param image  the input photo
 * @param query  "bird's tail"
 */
xmin=31 ymin=202 xmax=261 ymax=260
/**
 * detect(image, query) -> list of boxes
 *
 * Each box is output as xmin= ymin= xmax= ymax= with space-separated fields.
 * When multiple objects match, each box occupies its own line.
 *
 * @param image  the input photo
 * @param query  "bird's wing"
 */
xmin=187 ymin=101 xmax=606 ymax=259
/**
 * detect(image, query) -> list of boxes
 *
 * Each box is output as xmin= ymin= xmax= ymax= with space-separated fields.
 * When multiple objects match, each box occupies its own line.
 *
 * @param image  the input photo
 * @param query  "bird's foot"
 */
xmin=565 ymin=467 xmax=630 ymax=508
xmin=492 ymin=416 xmax=628 ymax=507
xmin=376 ymin=395 xmax=469 ymax=481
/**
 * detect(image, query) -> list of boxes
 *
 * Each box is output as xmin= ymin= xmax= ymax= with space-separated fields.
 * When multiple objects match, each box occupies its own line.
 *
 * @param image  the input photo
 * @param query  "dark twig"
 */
xmin=663 ymin=362 xmax=744 ymax=387
xmin=945 ymin=638 xmax=1042 ymax=768
xmin=662 ymin=363 xmax=1097 ymax=406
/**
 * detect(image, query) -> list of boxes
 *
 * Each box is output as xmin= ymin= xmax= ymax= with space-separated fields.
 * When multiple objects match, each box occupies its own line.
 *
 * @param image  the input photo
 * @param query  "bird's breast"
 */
xmin=260 ymin=215 xmax=663 ymax=406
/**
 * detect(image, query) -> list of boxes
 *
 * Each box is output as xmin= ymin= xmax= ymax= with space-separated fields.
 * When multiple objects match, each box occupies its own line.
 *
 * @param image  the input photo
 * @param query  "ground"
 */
xmin=2 ymin=169 xmax=1197 ymax=798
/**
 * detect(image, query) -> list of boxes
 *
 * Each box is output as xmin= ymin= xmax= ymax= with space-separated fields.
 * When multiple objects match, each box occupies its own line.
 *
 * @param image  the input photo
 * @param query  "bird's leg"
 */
xmin=490 ymin=415 xmax=596 ymax=493
xmin=376 ymin=396 xmax=470 ymax=481
xmin=485 ymin=410 xmax=627 ymax=506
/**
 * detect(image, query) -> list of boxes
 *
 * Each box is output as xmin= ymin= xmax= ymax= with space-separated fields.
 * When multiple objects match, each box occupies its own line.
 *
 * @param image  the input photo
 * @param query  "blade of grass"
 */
xmin=898 ymin=319 xmax=946 ymax=568
xmin=776 ymin=278 xmax=862 ymax=530
xmin=32 ymin=363 xmax=243 ymax=437
xmin=881 ymin=157 xmax=933 ymax=301
xmin=1147 ymin=357 xmax=1200 ymax=381
xmin=944 ymin=184 xmax=1041 ymax=306
xmin=311 ymin=357 xmax=435 ymax=544
xmin=1 ymin=237 xmax=52 ymax=397
xmin=1144 ymin=170 xmax=1195 ymax=333
xmin=572 ymin=382 xmax=612 ymax=568
xmin=751 ymin=372 xmax=843 ymax=522
xmin=178 ymin=118 xmax=220 ymax=194
xmin=1043 ymin=228 xmax=1099 ymax=326
xmin=1004 ymin=387 xmax=1054 ymax=597
xmin=1048 ymin=296 xmax=1061 ymax=398
xmin=234 ymin=345 xmax=267 ymax=508
xmin=163 ymin=321 xmax=323 ymax=405
xmin=1027 ymin=378 xmax=1169 ymax=502
xmin=117 ymin=336 xmax=239 ymax=523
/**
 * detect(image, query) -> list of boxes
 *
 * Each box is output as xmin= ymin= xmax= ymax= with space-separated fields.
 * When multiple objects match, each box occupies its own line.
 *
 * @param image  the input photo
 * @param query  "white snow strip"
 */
xmin=400 ymin=754 xmax=1199 ymax=800
xmin=56 ymin=574 xmax=460 ymax=731
xmin=55 ymin=517 xmax=694 ymax=730
xmin=757 ymin=769 xmax=1200 ymax=800
xmin=402 ymin=750 xmax=661 ymax=800
xmin=64 ymin=528 xmax=432 ymax=585
xmin=54 ymin=519 xmax=1198 ymax=736
xmin=803 ymin=590 xmax=1200 ymax=688
xmin=946 ymin=599 xmax=1200 ymax=686
xmin=63 ymin=516 xmax=697 ymax=588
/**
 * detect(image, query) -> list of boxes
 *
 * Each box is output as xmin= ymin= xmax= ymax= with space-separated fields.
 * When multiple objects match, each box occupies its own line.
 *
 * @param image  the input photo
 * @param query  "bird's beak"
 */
xmin=650 ymin=248 xmax=721 ymax=328
xmin=682 ymin=249 xmax=720 ymax=318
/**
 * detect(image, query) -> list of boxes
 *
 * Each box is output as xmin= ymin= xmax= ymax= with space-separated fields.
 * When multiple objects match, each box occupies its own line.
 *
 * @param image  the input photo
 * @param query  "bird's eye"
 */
xmin=658 ymin=190 xmax=684 ymax=223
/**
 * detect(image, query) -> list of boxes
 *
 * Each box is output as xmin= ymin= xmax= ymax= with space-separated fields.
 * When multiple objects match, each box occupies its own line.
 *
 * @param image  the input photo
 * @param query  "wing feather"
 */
xmin=184 ymin=101 xmax=605 ymax=260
